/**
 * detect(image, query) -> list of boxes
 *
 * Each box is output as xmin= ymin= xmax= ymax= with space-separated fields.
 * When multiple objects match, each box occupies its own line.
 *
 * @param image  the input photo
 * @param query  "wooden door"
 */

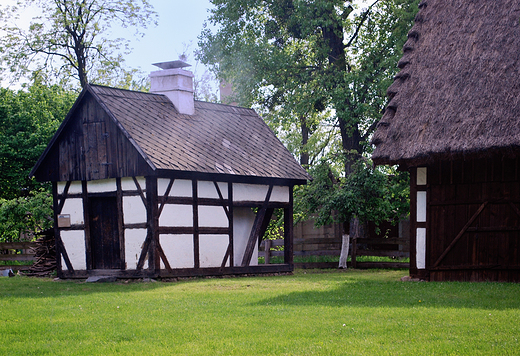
xmin=89 ymin=197 xmax=121 ymax=269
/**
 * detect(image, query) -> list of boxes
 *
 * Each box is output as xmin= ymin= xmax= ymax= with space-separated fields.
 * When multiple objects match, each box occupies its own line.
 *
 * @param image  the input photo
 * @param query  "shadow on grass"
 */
xmin=254 ymin=278 xmax=520 ymax=310
xmin=0 ymin=275 xmax=187 ymax=299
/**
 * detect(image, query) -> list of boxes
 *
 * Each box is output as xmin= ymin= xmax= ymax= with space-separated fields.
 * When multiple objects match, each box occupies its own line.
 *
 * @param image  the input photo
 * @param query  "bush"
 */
xmin=0 ymin=189 xmax=53 ymax=242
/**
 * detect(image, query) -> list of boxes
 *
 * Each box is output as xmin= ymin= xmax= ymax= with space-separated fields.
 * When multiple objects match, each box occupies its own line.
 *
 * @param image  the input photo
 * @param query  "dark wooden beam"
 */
xmin=56 ymin=181 xmax=71 ymax=214
xmin=156 ymin=242 xmax=172 ymax=272
xmin=193 ymin=179 xmax=200 ymax=269
xmin=159 ymin=227 xmax=229 ymax=235
xmin=284 ymin=185 xmax=294 ymax=265
xmin=213 ymin=181 xmax=230 ymax=219
xmin=133 ymin=176 xmax=147 ymax=207
xmin=241 ymin=185 xmax=273 ymax=267
xmin=158 ymin=178 xmax=175 ymax=218
xmin=82 ymin=180 xmax=92 ymax=271
xmin=228 ymin=181 xmax=234 ymax=267
xmin=147 ymin=177 xmax=159 ymax=273
xmin=116 ymin=178 xmax=125 ymax=270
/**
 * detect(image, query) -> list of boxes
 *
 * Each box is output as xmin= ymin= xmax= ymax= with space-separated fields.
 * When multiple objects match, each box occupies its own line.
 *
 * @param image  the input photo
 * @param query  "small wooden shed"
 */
xmin=31 ymin=61 xmax=310 ymax=279
xmin=371 ymin=0 xmax=520 ymax=282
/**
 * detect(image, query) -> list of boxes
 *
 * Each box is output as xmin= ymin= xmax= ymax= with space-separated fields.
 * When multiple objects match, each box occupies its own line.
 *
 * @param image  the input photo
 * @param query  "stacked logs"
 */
xmin=26 ymin=229 xmax=56 ymax=277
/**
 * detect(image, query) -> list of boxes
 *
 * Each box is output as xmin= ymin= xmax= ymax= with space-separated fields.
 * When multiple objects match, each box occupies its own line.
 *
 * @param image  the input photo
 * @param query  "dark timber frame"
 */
xmin=55 ymin=175 xmax=296 ymax=279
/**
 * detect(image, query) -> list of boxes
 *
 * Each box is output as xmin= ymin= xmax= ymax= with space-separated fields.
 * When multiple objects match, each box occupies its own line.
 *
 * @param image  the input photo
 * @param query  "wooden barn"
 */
xmin=371 ymin=0 xmax=520 ymax=282
xmin=30 ymin=61 xmax=310 ymax=279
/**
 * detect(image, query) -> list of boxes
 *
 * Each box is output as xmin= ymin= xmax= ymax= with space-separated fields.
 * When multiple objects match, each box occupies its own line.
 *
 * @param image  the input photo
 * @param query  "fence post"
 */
xmin=264 ymin=239 xmax=271 ymax=265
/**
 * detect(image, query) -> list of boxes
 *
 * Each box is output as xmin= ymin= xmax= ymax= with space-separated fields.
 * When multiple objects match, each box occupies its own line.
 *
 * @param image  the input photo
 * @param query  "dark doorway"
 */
xmin=89 ymin=197 xmax=121 ymax=269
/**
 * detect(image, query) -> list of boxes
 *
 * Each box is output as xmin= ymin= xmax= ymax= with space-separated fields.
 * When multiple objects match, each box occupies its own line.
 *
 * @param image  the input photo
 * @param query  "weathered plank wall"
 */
xmin=427 ymin=157 xmax=520 ymax=282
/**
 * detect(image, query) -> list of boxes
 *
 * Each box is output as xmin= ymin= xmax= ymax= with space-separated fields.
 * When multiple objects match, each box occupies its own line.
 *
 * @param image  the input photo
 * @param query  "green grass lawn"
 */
xmin=0 ymin=269 xmax=519 ymax=355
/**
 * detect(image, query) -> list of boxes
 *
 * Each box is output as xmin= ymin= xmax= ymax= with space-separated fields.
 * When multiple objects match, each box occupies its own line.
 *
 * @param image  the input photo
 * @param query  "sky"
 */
xmin=118 ymin=0 xmax=215 ymax=75
xmin=2 ymin=0 xmax=369 ymax=87
xmin=0 ymin=0 xmax=216 ymax=87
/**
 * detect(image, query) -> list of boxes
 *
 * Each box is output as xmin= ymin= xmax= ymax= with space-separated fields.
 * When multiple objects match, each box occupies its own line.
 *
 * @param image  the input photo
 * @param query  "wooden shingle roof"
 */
xmin=88 ymin=85 xmax=310 ymax=183
xmin=371 ymin=0 xmax=520 ymax=167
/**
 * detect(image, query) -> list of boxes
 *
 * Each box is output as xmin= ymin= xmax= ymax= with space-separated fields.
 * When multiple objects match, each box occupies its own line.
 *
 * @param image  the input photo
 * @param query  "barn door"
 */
xmin=89 ymin=197 xmax=121 ymax=269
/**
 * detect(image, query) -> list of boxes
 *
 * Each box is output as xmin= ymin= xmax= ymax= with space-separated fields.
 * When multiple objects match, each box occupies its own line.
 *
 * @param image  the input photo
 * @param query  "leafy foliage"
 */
xmin=0 ymin=81 xmax=74 ymax=242
xmin=0 ymin=81 xmax=75 ymax=200
xmin=0 ymin=0 xmax=157 ymax=88
xmin=296 ymin=159 xmax=409 ymax=227
xmin=199 ymin=0 xmax=420 ymax=170
xmin=0 ymin=188 xmax=53 ymax=242
xmin=199 ymin=0 xmax=419 ymax=230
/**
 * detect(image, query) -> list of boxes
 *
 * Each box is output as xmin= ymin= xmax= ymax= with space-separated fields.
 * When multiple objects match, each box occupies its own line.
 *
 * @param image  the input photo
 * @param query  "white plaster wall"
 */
xmin=416 ymin=228 xmax=426 ymax=269
xmin=198 ymin=181 xmax=228 ymax=199
xmin=199 ymin=235 xmax=229 ymax=267
xmin=158 ymin=179 xmax=192 ymax=197
xmin=417 ymin=191 xmax=427 ymax=223
xmin=123 ymin=195 xmax=147 ymax=224
xmin=233 ymin=184 xmax=289 ymax=203
xmin=233 ymin=207 xmax=258 ymax=266
xmin=159 ymin=204 xmax=193 ymax=226
xmin=61 ymin=230 xmax=86 ymax=270
xmin=61 ymin=198 xmax=84 ymax=225
xmin=87 ymin=179 xmax=116 ymax=192
xmin=199 ymin=206 xmax=228 ymax=227
xmin=417 ymin=167 xmax=427 ymax=186
xmin=160 ymin=234 xmax=194 ymax=268
xmin=121 ymin=176 xmax=146 ymax=191
xmin=58 ymin=181 xmax=82 ymax=194
xmin=125 ymin=229 xmax=148 ymax=270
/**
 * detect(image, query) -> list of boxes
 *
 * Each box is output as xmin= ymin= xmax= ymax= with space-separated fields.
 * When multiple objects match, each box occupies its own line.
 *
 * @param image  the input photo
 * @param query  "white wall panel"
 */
xmin=87 ymin=179 xmax=116 ymax=192
xmin=416 ymin=228 xmax=426 ymax=269
xmin=61 ymin=230 xmax=86 ymax=270
xmin=123 ymin=196 xmax=147 ymax=224
xmin=158 ymin=178 xmax=192 ymax=197
xmin=233 ymin=184 xmax=289 ymax=203
xmin=121 ymin=176 xmax=146 ymax=191
xmin=199 ymin=235 xmax=229 ymax=267
xmin=417 ymin=167 xmax=427 ymax=186
xmin=61 ymin=198 xmax=84 ymax=225
xmin=125 ymin=229 xmax=147 ymax=270
xmin=160 ymin=234 xmax=194 ymax=268
xmin=159 ymin=204 xmax=193 ymax=227
xmin=198 ymin=181 xmax=228 ymax=199
xmin=198 ymin=206 xmax=228 ymax=227
xmin=233 ymin=207 xmax=257 ymax=266
xmin=417 ymin=191 xmax=427 ymax=223
xmin=58 ymin=181 xmax=82 ymax=194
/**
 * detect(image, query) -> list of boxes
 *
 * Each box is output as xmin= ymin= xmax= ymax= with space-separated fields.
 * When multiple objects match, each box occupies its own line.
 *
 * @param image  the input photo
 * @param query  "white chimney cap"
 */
xmin=152 ymin=60 xmax=191 ymax=70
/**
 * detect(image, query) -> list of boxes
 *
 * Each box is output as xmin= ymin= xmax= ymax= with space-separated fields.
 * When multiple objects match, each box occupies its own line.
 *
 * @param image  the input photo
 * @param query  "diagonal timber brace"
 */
xmin=241 ymin=185 xmax=274 ymax=267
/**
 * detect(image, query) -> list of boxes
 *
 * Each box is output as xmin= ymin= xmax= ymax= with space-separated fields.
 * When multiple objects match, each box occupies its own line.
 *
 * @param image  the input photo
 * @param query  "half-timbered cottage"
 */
xmin=371 ymin=0 xmax=520 ymax=282
xmin=31 ymin=61 xmax=310 ymax=279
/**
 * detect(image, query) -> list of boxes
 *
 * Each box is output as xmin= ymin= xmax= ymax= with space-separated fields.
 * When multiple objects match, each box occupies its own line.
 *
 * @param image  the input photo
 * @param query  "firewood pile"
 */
xmin=26 ymin=229 xmax=56 ymax=277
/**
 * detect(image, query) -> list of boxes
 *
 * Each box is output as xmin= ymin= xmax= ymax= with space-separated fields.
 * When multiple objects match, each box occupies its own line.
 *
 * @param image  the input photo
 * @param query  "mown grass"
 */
xmin=0 ymin=269 xmax=519 ymax=355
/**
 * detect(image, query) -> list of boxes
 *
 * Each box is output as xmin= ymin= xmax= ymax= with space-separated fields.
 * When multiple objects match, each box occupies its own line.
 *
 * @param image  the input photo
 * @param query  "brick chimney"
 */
xmin=149 ymin=60 xmax=195 ymax=115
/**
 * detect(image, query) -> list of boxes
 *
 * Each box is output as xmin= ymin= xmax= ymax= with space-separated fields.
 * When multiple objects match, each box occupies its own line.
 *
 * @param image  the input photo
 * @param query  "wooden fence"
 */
xmin=259 ymin=236 xmax=409 ymax=269
xmin=0 ymin=242 xmax=37 ymax=271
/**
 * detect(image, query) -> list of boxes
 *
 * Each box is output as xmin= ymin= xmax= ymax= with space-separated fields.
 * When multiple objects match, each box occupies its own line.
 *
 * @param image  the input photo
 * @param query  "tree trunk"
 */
xmin=300 ymin=116 xmax=310 ymax=167
xmin=338 ymin=234 xmax=350 ymax=268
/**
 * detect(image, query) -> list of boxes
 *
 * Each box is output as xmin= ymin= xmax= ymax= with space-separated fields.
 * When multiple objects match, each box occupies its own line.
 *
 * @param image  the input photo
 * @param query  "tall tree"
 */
xmin=0 ymin=0 xmax=157 ymax=88
xmin=0 ymin=80 xmax=75 ymax=200
xmin=199 ymin=0 xmax=419 ymax=172
xmin=199 ymin=0 xmax=419 ymax=262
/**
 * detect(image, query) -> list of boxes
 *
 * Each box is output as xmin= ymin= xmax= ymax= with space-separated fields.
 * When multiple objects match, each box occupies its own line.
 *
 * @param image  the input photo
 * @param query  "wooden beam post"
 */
xmin=241 ymin=185 xmax=273 ymax=267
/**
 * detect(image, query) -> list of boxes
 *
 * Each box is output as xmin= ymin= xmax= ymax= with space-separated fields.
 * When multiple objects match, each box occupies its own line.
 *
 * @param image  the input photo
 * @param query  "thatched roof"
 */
xmin=371 ymin=0 xmax=520 ymax=167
